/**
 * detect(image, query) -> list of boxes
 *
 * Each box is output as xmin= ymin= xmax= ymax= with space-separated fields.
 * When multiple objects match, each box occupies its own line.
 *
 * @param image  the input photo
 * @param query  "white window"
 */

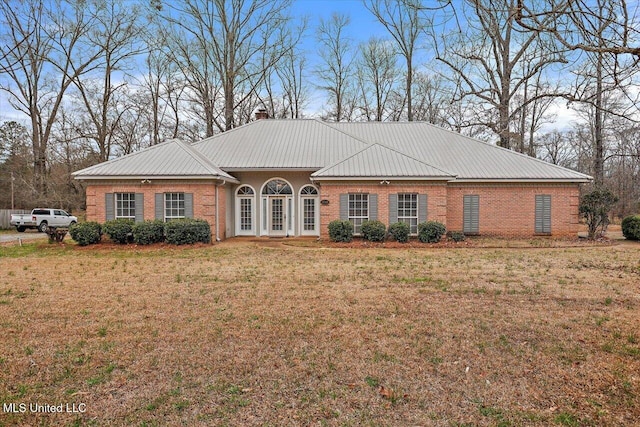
xmin=398 ymin=193 xmax=418 ymax=234
xmin=164 ymin=193 xmax=185 ymax=221
xmin=236 ymin=185 xmax=255 ymax=235
xmin=300 ymin=185 xmax=319 ymax=235
xmin=348 ymin=194 xmax=369 ymax=235
xmin=115 ymin=193 xmax=135 ymax=219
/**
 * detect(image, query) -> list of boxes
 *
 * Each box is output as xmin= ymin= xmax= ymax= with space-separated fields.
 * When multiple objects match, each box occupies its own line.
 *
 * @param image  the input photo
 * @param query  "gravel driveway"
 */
xmin=0 ymin=230 xmax=48 ymax=243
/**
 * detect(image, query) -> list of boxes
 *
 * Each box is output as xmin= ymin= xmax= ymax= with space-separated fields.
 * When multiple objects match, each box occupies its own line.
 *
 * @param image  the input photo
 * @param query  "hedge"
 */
xmin=164 ymin=219 xmax=211 ymax=245
xmin=328 ymin=220 xmax=353 ymax=242
xmin=388 ymin=222 xmax=410 ymax=243
xmin=69 ymin=222 xmax=102 ymax=246
xmin=102 ymin=219 xmax=134 ymax=244
xmin=132 ymin=220 xmax=166 ymax=245
xmin=361 ymin=220 xmax=386 ymax=242
xmin=418 ymin=221 xmax=446 ymax=243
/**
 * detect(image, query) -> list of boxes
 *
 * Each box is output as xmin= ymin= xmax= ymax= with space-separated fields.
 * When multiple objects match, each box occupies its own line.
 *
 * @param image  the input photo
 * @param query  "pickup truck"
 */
xmin=10 ymin=208 xmax=78 ymax=233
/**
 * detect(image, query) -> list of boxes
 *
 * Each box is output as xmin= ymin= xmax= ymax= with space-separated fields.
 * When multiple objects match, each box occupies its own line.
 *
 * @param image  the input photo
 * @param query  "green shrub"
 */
xmin=69 ymin=222 xmax=102 ymax=246
xmin=132 ymin=220 xmax=165 ymax=245
xmin=579 ymin=188 xmax=618 ymax=239
xmin=328 ymin=220 xmax=353 ymax=242
xmin=164 ymin=219 xmax=211 ymax=245
xmin=418 ymin=221 xmax=446 ymax=243
xmin=621 ymin=215 xmax=640 ymax=240
xmin=361 ymin=220 xmax=386 ymax=242
xmin=388 ymin=222 xmax=410 ymax=243
xmin=448 ymin=231 xmax=465 ymax=242
xmin=102 ymin=219 xmax=134 ymax=244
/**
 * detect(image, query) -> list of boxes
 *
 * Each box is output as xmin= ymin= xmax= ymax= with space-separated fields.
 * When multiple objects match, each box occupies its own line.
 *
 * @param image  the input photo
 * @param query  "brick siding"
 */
xmin=318 ymin=181 xmax=581 ymax=238
xmin=85 ymin=180 xmax=226 ymax=240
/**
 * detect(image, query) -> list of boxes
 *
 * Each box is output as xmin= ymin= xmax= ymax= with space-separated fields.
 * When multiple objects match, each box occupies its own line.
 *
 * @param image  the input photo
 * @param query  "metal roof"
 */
xmin=312 ymin=143 xmax=456 ymax=179
xmin=73 ymin=119 xmax=592 ymax=183
xmin=193 ymin=119 xmax=367 ymax=169
xmin=73 ymin=139 xmax=237 ymax=182
xmin=327 ymin=122 xmax=592 ymax=181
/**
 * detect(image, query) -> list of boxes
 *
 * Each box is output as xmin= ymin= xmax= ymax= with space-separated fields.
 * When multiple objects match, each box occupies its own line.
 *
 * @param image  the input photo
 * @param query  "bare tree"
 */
xmin=155 ymin=0 xmax=297 ymax=133
xmin=431 ymin=0 xmax=564 ymax=149
xmin=364 ymin=0 xmax=426 ymax=121
xmin=355 ymin=37 xmax=400 ymax=121
xmin=69 ymin=0 xmax=147 ymax=162
xmin=0 ymin=0 xmax=103 ymax=195
xmin=315 ymin=12 xmax=357 ymax=122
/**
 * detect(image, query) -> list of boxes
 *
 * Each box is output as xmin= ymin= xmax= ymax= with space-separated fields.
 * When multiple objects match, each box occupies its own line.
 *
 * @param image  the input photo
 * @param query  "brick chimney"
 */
xmin=255 ymin=108 xmax=269 ymax=120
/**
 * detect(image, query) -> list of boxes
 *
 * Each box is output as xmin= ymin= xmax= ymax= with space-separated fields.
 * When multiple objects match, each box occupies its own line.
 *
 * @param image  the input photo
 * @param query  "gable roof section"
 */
xmin=312 ymin=143 xmax=456 ymax=180
xmin=193 ymin=119 xmax=367 ymax=170
xmin=327 ymin=122 xmax=592 ymax=181
xmin=72 ymin=139 xmax=238 ymax=182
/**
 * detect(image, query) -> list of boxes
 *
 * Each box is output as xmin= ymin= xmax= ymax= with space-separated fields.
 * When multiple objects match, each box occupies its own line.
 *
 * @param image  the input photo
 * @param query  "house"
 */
xmin=72 ymin=118 xmax=592 ymax=240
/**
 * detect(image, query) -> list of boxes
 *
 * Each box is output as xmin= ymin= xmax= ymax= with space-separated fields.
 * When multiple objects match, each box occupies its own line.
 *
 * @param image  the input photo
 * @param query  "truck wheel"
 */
xmin=38 ymin=222 xmax=48 ymax=233
xmin=17 ymin=226 xmax=26 ymax=232
xmin=69 ymin=221 xmax=77 ymax=227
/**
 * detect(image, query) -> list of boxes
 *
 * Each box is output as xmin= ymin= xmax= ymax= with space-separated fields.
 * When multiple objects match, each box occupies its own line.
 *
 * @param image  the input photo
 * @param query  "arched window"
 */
xmin=262 ymin=179 xmax=292 ymax=195
xmin=235 ymin=185 xmax=256 ymax=235
xmin=300 ymin=185 xmax=318 ymax=195
xmin=299 ymin=185 xmax=320 ymax=236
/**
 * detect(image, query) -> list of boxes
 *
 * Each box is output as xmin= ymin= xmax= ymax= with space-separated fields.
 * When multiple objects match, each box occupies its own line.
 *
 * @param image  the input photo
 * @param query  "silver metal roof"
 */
xmin=328 ymin=122 xmax=592 ymax=181
xmin=73 ymin=139 xmax=237 ymax=181
xmin=312 ymin=143 xmax=455 ymax=179
xmin=193 ymin=119 xmax=367 ymax=169
xmin=74 ymin=119 xmax=592 ymax=183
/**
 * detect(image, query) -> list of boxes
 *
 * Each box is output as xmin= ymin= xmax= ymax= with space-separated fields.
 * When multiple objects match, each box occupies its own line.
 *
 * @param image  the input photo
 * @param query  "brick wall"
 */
xmin=318 ymin=181 xmax=581 ymax=238
xmin=318 ymin=181 xmax=448 ymax=238
xmin=446 ymin=183 xmax=581 ymax=237
xmin=85 ymin=180 xmax=226 ymax=240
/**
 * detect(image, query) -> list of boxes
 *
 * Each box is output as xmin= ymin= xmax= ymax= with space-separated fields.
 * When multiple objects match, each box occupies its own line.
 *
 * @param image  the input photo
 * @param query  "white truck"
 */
xmin=10 ymin=208 xmax=78 ymax=233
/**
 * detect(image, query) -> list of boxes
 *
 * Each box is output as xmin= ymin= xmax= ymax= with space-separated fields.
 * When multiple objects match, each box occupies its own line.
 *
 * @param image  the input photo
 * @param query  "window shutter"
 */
xmin=184 ymin=193 xmax=194 ymax=218
xmin=535 ymin=195 xmax=551 ymax=233
xmin=418 ymin=194 xmax=428 ymax=223
xmin=339 ymin=194 xmax=348 ymax=220
xmin=105 ymin=193 xmax=114 ymax=221
xmin=463 ymin=195 xmax=479 ymax=234
xmin=369 ymin=194 xmax=378 ymax=220
xmin=388 ymin=194 xmax=398 ymax=224
xmin=135 ymin=193 xmax=144 ymax=222
xmin=155 ymin=193 xmax=164 ymax=220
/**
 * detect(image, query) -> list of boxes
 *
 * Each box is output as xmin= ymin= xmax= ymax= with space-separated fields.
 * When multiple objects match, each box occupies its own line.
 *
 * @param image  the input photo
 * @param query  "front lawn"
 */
xmin=0 ymin=241 xmax=638 ymax=426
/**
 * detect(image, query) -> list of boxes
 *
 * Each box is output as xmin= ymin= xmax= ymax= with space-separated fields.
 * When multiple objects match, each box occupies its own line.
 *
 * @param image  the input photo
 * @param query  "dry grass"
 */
xmin=0 ymin=239 xmax=639 ymax=426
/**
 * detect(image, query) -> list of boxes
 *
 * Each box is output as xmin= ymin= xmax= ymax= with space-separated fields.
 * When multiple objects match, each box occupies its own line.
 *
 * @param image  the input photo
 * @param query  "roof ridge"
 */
xmin=72 ymin=139 xmax=179 ymax=176
xmin=313 ymin=141 xmax=456 ymax=178
xmin=176 ymin=139 xmax=229 ymax=177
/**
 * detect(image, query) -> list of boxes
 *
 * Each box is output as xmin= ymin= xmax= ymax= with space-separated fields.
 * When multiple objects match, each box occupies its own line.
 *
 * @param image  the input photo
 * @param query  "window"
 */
xmin=165 ymin=193 xmax=185 ymax=221
xmin=397 ymin=193 xmax=418 ymax=234
xmin=116 ymin=193 xmax=135 ymax=219
xmin=300 ymin=185 xmax=319 ymax=234
xmin=535 ymin=194 xmax=551 ymax=234
xmin=348 ymin=194 xmax=369 ymax=235
xmin=262 ymin=179 xmax=292 ymax=195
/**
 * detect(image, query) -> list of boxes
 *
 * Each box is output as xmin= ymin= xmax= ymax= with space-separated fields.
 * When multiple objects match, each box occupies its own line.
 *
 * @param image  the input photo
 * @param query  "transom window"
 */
xmin=262 ymin=179 xmax=292 ymax=195
xmin=398 ymin=193 xmax=418 ymax=234
xmin=237 ymin=186 xmax=254 ymax=196
xmin=116 ymin=193 xmax=135 ymax=219
xmin=300 ymin=185 xmax=318 ymax=195
xmin=348 ymin=194 xmax=369 ymax=235
xmin=165 ymin=193 xmax=185 ymax=220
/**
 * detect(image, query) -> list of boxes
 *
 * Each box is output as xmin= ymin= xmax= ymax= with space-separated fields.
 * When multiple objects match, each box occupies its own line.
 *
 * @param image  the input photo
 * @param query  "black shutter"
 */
xmin=535 ymin=195 xmax=551 ymax=233
xmin=135 ymin=193 xmax=144 ymax=222
xmin=184 ymin=193 xmax=194 ymax=218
